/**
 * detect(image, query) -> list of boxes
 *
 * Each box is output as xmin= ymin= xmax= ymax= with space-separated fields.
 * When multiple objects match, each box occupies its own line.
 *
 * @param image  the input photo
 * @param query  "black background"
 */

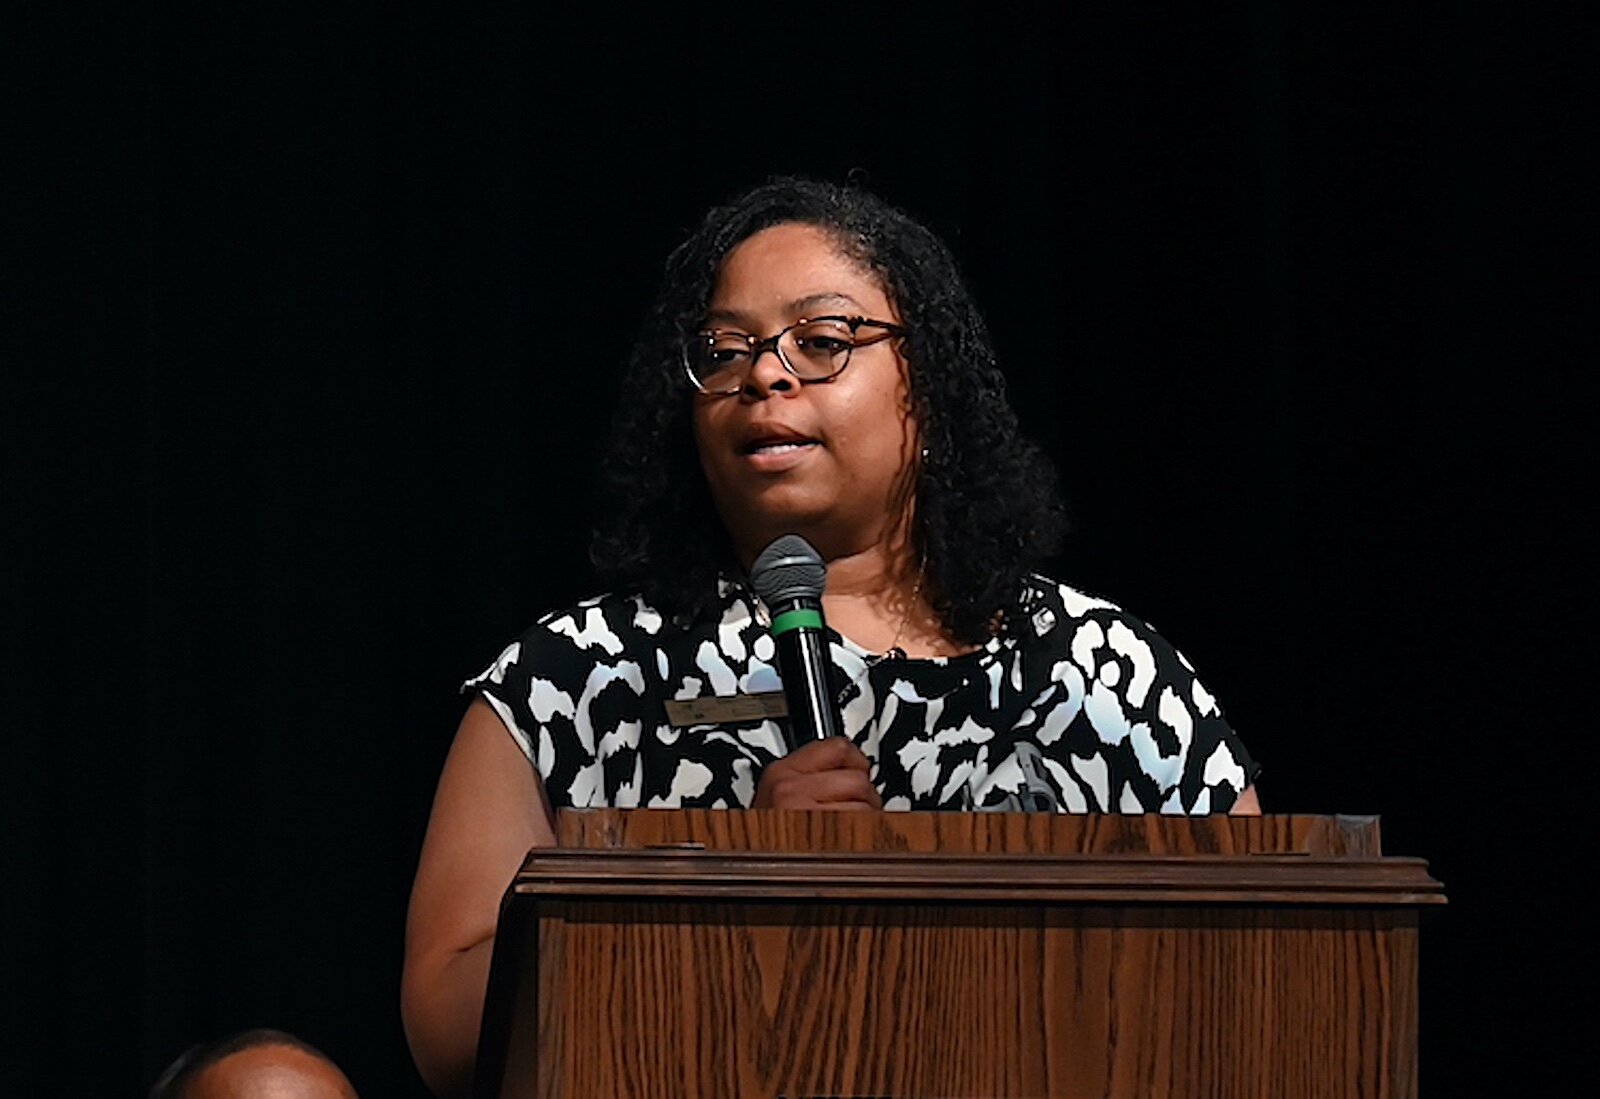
xmin=4 ymin=4 xmax=1587 ymax=1095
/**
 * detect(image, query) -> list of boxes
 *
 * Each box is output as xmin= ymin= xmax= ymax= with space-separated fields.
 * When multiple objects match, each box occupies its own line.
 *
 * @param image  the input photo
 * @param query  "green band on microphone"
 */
xmin=770 ymin=608 xmax=823 ymax=636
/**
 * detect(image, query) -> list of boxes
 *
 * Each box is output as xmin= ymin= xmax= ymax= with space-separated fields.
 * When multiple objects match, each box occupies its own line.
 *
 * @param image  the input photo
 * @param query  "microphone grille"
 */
xmin=750 ymin=535 xmax=827 ymax=606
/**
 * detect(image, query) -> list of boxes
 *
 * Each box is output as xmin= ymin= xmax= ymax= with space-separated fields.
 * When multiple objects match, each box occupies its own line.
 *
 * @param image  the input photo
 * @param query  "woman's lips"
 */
xmin=741 ymin=436 xmax=820 ymax=472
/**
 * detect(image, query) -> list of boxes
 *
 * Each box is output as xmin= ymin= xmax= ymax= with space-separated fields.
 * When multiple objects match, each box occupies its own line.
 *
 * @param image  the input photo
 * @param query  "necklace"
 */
xmin=864 ymin=569 xmax=921 ymax=665
xmin=837 ymin=556 xmax=926 ymax=704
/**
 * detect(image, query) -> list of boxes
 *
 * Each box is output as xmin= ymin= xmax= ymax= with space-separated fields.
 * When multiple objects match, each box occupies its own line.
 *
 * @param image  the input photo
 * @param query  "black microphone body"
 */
xmin=767 ymin=593 xmax=845 ymax=750
xmin=750 ymin=536 xmax=846 ymax=752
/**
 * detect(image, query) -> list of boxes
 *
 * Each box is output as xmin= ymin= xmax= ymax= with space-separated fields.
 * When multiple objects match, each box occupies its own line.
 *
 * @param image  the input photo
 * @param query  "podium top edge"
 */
xmin=553 ymin=809 xmax=1392 ymax=859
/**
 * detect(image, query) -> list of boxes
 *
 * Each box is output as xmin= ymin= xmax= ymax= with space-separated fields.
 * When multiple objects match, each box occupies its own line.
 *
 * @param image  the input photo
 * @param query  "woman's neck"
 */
xmin=816 ymin=540 xmax=966 ymax=659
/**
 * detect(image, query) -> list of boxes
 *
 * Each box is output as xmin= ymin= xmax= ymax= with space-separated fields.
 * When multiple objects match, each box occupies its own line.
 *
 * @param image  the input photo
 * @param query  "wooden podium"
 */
xmin=475 ymin=812 xmax=1444 ymax=1099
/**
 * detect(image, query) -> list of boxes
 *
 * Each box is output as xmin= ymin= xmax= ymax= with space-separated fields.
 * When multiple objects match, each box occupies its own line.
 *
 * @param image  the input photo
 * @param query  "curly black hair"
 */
xmin=590 ymin=177 xmax=1066 ymax=645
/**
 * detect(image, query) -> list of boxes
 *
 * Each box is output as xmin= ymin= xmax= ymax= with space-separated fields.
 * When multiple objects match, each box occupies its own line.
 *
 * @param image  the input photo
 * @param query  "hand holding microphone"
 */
xmin=752 ymin=736 xmax=881 ymax=810
xmin=749 ymin=535 xmax=881 ymax=811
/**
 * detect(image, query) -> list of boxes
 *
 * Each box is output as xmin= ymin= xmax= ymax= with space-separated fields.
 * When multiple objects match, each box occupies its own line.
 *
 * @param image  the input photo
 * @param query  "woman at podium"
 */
xmin=402 ymin=178 xmax=1260 ymax=1097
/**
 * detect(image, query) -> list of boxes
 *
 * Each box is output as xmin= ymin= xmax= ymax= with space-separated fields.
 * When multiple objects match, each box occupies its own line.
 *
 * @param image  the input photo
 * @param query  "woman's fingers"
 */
xmin=753 ymin=737 xmax=882 ymax=810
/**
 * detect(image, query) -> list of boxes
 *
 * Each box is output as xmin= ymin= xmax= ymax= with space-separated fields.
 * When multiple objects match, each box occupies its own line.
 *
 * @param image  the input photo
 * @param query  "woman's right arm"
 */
xmin=402 ymin=698 xmax=555 ymax=1099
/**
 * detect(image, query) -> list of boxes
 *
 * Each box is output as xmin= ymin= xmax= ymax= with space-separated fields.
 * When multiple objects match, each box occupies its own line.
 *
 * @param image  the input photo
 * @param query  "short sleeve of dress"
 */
xmin=994 ymin=580 xmax=1260 ymax=815
xmin=462 ymin=594 xmax=660 ymax=808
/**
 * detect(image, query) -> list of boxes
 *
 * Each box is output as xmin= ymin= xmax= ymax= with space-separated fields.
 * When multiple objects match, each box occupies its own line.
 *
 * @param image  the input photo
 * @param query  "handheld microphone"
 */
xmin=985 ymin=743 xmax=1063 ymax=813
xmin=1013 ymin=741 xmax=1062 ymax=811
xmin=750 ymin=535 xmax=845 ymax=752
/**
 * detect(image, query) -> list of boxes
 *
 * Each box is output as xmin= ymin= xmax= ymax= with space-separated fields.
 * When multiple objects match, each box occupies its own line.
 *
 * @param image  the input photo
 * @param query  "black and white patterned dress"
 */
xmin=466 ymin=577 xmax=1257 ymax=814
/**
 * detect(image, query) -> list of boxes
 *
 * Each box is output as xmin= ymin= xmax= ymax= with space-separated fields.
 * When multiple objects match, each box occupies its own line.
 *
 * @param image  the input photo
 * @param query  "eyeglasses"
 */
xmin=681 ymin=315 xmax=908 ymax=395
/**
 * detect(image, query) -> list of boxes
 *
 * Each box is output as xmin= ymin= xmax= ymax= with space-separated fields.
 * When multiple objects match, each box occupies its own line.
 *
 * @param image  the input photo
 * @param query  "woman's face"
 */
xmin=691 ymin=222 xmax=919 ymax=566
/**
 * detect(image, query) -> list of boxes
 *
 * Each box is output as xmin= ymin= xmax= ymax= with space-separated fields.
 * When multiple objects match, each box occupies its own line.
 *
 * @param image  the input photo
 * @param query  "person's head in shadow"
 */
xmin=149 ymin=1028 xmax=359 ymax=1099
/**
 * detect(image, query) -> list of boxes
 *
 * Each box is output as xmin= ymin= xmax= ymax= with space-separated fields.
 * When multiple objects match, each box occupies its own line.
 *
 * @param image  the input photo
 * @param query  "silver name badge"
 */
xmin=663 ymin=691 xmax=788 ymax=727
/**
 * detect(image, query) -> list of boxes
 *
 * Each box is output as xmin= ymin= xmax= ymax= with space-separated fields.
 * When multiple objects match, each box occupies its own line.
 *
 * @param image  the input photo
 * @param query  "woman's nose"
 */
xmin=742 ymin=344 xmax=796 ymax=397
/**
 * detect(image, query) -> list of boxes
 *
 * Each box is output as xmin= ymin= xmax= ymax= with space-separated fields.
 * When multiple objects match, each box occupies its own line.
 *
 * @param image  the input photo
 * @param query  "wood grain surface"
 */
xmin=478 ymin=814 xmax=1441 ymax=1099
xmin=556 ymin=809 xmax=1386 ymax=858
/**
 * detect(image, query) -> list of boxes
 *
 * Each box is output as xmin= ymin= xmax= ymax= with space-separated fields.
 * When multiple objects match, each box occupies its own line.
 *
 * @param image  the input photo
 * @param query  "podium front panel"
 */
xmin=477 ymin=819 xmax=1443 ymax=1099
